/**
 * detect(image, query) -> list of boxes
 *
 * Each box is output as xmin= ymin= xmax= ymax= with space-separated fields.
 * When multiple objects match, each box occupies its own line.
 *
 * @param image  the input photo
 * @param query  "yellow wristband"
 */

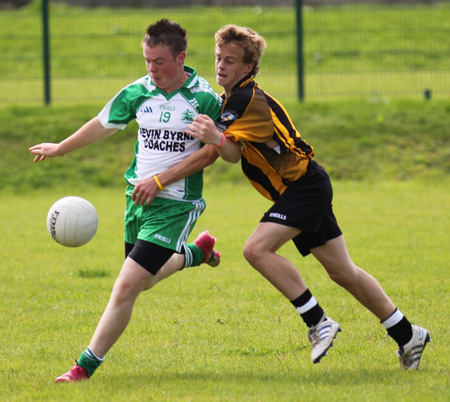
xmin=153 ymin=175 xmax=164 ymax=191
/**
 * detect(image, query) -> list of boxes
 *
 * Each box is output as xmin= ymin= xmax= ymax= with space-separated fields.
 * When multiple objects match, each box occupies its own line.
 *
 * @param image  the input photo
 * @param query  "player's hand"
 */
xmin=132 ymin=177 xmax=160 ymax=206
xmin=29 ymin=143 xmax=61 ymax=163
xmin=186 ymin=114 xmax=223 ymax=146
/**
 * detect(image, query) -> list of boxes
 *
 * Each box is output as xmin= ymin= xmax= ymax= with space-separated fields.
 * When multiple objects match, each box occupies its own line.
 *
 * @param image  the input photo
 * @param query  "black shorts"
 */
xmin=126 ymin=239 xmax=175 ymax=276
xmin=260 ymin=161 xmax=342 ymax=256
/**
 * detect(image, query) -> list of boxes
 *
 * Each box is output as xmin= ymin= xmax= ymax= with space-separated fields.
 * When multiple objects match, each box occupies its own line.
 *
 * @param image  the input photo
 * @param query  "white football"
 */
xmin=46 ymin=196 xmax=98 ymax=247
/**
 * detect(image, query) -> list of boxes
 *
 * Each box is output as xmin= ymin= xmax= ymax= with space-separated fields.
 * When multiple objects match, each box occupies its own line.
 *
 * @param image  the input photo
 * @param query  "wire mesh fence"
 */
xmin=303 ymin=3 xmax=450 ymax=99
xmin=0 ymin=1 xmax=449 ymax=104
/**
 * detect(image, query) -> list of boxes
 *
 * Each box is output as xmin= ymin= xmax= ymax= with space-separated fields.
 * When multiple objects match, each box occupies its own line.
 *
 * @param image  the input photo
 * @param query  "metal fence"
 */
xmin=0 ymin=1 xmax=449 ymax=104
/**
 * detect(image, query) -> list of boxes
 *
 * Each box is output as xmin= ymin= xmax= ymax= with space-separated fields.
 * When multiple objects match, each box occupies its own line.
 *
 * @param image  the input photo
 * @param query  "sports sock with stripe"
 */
xmin=183 ymin=244 xmax=205 ymax=267
xmin=77 ymin=347 xmax=104 ymax=378
xmin=290 ymin=289 xmax=325 ymax=328
xmin=381 ymin=308 xmax=413 ymax=347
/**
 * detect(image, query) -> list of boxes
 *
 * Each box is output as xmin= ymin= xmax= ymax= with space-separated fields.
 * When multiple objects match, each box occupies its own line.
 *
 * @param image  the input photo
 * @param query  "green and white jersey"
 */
xmin=98 ymin=66 xmax=222 ymax=201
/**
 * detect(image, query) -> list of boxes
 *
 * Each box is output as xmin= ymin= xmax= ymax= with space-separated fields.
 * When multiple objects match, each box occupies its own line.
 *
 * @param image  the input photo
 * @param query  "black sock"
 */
xmin=290 ymin=289 xmax=324 ymax=328
xmin=386 ymin=317 xmax=413 ymax=348
xmin=382 ymin=309 xmax=413 ymax=348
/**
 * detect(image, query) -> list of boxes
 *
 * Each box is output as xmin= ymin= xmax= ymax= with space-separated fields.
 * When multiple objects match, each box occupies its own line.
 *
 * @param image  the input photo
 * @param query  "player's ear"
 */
xmin=244 ymin=62 xmax=255 ymax=75
xmin=177 ymin=51 xmax=186 ymax=65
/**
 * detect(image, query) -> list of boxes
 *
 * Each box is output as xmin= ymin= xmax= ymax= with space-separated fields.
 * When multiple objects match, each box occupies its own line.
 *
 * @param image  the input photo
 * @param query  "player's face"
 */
xmin=143 ymin=44 xmax=186 ymax=94
xmin=215 ymin=43 xmax=254 ymax=95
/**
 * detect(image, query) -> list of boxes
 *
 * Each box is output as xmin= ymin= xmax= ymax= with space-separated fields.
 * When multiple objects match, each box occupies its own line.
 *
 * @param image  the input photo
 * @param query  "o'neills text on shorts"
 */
xmin=269 ymin=212 xmax=287 ymax=220
xmin=155 ymin=234 xmax=171 ymax=244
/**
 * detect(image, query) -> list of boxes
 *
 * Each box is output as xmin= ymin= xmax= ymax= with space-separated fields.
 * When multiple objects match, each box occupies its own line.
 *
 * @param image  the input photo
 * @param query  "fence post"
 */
xmin=42 ymin=0 xmax=51 ymax=105
xmin=296 ymin=0 xmax=304 ymax=101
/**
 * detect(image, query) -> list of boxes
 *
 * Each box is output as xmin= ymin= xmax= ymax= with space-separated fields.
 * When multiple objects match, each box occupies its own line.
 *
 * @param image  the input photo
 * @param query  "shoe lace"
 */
xmin=309 ymin=321 xmax=329 ymax=346
xmin=400 ymin=350 xmax=414 ymax=366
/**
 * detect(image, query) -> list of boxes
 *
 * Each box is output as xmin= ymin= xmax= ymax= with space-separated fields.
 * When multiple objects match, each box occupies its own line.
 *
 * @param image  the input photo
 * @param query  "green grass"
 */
xmin=0 ymin=42 xmax=449 ymax=399
xmin=1 ymin=98 xmax=449 ymax=192
xmin=1 ymin=181 xmax=449 ymax=401
xmin=0 ymin=2 xmax=449 ymax=101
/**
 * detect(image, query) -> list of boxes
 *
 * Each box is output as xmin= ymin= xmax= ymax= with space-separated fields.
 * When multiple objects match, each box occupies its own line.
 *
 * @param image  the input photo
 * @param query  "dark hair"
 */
xmin=143 ymin=19 xmax=187 ymax=59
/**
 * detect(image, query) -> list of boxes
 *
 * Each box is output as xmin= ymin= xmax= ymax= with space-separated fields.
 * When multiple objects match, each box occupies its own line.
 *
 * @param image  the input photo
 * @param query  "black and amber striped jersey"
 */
xmin=218 ymin=76 xmax=314 ymax=202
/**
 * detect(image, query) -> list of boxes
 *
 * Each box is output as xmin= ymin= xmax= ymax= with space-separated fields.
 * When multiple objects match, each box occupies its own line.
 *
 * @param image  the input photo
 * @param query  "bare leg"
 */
xmin=88 ymin=258 xmax=152 ymax=358
xmin=244 ymin=222 xmax=396 ymax=321
xmin=142 ymin=253 xmax=185 ymax=291
xmin=88 ymin=253 xmax=187 ymax=358
xmin=311 ymin=235 xmax=395 ymax=321
xmin=243 ymin=222 xmax=307 ymax=300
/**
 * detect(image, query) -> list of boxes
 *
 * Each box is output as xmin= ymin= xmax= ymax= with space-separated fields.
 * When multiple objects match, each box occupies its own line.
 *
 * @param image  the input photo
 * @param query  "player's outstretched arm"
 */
xmin=186 ymin=114 xmax=241 ymax=163
xmin=132 ymin=144 xmax=219 ymax=206
xmin=29 ymin=117 xmax=118 ymax=163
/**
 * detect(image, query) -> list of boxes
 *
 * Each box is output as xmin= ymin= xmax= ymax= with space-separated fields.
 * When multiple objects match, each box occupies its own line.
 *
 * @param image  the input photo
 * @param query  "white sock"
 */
xmin=295 ymin=296 xmax=318 ymax=315
xmin=381 ymin=308 xmax=404 ymax=329
xmin=86 ymin=347 xmax=105 ymax=362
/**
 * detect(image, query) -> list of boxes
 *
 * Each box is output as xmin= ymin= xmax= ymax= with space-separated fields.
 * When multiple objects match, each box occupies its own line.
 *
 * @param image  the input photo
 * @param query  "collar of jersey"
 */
xmin=235 ymin=74 xmax=254 ymax=91
xmin=147 ymin=65 xmax=198 ymax=99
xmin=220 ymin=74 xmax=255 ymax=99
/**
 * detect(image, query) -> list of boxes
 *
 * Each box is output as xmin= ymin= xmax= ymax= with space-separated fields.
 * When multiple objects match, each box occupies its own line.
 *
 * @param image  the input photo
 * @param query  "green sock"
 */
xmin=183 ymin=244 xmax=205 ymax=268
xmin=77 ymin=347 xmax=104 ymax=378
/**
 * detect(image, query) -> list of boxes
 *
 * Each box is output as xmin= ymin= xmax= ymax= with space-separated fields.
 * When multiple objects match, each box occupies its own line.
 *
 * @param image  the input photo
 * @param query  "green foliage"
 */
xmin=1 ymin=182 xmax=449 ymax=401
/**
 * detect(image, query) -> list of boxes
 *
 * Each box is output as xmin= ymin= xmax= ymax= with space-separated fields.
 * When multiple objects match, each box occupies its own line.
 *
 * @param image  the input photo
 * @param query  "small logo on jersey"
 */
xmin=140 ymin=106 xmax=153 ymax=114
xmin=269 ymin=212 xmax=287 ymax=220
xmin=216 ymin=123 xmax=226 ymax=132
xmin=220 ymin=111 xmax=238 ymax=122
xmin=181 ymin=109 xmax=195 ymax=124
xmin=160 ymin=104 xmax=175 ymax=111
xmin=188 ymin=98 xmax=200 ymax=109
xmin=155 ymin=234 xmax=171 ymax=244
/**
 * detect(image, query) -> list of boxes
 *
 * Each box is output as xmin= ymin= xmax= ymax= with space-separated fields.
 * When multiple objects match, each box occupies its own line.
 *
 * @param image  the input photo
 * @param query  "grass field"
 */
xmin=1 ymin=9 xmax=449 ymax=396
xmin=1 ymin=181 xmax=449 ymax=401
xmin=1 ymin=3 xmax=449 ymax=101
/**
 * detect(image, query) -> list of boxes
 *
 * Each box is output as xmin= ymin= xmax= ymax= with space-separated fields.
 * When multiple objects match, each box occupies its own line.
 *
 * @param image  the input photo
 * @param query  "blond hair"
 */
xmin=215 ymin=25 xmax=266 ymax=76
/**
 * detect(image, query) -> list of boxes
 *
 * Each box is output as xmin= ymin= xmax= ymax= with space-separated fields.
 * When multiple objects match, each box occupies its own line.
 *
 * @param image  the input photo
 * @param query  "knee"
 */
xmin=243 ymin=240 xmax=262 ymax=266
xmin=112 ymin=276 xmax=140 ymax=305
xmin=326 ymin=263 xmax=359 ymax=288
xmin=327 ymin=269 xmax=347 ymax=287
xmin=142 ymin=276 xmax=159 ymax=292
